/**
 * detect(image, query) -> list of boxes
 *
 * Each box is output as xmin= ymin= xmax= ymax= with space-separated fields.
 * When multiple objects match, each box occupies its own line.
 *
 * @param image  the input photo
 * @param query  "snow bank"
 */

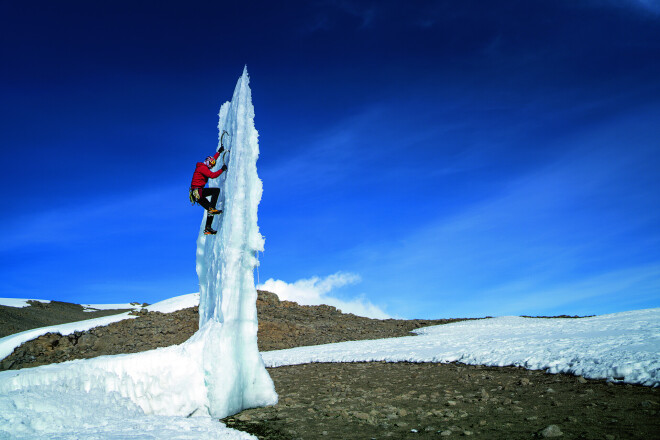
xmin=1 ymin=393 xmax=256 ymax=440
xmin=145 ymin=292 xmax=199 ymax=313
xmin=0 ymin=320 xmax=256 ymax=439
xmin=0 ymin=341 xmax=206 ymax=416
xmin=263 ymin=308 xmax=660 ymax=386
xmin=0 ymin=374 xmax=255 ymax=439
xmin=194 ymin=66 xmax=278 ymax=418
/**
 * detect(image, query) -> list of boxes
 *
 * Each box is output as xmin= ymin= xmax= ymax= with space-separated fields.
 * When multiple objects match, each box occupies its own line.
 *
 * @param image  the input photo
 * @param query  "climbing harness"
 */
xmin=189 ymin=130 xmax=231 ymax=206
xmin=189 ymin=188 xmax=201 ymax=205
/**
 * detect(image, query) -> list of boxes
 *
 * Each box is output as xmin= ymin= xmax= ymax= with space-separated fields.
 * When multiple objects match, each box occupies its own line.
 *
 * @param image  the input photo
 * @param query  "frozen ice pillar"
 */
xmin=193 ymin=67 xmax=278 ymax=418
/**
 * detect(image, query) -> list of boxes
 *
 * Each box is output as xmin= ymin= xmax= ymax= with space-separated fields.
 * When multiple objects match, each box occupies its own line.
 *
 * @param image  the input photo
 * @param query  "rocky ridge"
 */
xmin=0 ymin=291 xmax=467 ymax=371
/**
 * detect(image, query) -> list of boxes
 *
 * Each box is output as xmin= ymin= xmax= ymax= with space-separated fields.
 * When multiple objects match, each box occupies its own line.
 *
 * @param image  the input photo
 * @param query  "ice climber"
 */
xmin=190 ymin=146 xmax=228 ymax=235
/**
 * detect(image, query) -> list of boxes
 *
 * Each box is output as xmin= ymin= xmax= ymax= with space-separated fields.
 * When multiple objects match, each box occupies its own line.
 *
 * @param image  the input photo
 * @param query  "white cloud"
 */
xmin=257 ymin=272 xmax=391 ymax=319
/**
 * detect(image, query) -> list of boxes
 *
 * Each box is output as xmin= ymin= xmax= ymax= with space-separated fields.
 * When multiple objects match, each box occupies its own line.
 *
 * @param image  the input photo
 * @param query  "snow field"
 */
xmin=263 ymin=308 xmax=660 ymax=387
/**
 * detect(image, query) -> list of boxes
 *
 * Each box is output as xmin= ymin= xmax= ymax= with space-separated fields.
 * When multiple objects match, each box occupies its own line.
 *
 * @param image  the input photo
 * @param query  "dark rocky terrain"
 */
xmin=226 ymin=362 xmax=659 ymax=440
xmin=1 ymin=292 xmax=657 ymax=439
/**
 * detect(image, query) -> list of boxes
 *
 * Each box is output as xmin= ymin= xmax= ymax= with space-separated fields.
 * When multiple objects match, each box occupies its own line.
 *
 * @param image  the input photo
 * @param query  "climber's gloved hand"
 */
xmin=221 ymin=164 xmax=228 ymax=172
xmin=217 ymin=146 xmax=225 ymax=153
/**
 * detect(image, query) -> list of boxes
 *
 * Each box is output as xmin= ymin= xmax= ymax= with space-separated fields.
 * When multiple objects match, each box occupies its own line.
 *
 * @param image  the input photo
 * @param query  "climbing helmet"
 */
xmin=204 ymin=156 xmax=216 ymax=167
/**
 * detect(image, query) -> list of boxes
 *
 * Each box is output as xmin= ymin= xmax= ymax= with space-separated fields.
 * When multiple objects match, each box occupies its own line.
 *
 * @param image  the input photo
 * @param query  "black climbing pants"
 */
xmin=195 ymin=187 xmax=220 ymax=229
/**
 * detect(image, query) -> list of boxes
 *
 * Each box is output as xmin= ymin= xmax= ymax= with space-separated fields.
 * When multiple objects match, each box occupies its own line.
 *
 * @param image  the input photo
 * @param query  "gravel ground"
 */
xmin=225 ymin=362 xmax=659 ymax=440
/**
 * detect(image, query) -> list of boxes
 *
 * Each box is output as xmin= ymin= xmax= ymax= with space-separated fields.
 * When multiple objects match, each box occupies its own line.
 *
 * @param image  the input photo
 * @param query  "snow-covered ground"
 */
xmin=264 ymin=308 xmax=660 ymax=386
xmin=0 ymin=306 xmax=658 ymax=439
xmin=143 ymin=292 xmax=200 ymax=314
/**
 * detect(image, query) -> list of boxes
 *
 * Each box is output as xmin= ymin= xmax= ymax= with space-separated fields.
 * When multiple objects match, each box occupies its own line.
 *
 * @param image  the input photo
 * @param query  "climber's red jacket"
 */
xmin=190 ymin=151 xmax=223 ymax=191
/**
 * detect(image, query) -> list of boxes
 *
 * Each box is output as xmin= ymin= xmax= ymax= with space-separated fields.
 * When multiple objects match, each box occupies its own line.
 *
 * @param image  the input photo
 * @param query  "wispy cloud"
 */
xmin=258 ymin=272 xmax=391 ymax=319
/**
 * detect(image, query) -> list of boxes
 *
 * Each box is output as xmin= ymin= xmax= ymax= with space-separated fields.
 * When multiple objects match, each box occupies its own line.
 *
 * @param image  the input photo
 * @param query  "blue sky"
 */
xmin=1 ymin=0 xmax=659 ymax=318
